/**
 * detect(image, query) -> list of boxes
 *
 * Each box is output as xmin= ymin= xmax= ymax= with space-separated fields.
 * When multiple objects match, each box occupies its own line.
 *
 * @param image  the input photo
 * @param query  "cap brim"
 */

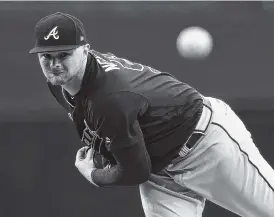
xmin=29 ymin=45 xmax=79 ymax=54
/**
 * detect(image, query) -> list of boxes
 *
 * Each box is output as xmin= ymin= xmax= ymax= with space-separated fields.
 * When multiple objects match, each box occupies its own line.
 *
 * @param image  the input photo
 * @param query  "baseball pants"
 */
xmin=139 ymin=97 xmax=274 ymax=217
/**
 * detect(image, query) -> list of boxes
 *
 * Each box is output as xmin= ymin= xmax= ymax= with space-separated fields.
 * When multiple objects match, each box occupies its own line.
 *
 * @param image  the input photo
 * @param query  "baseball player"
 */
xmin=29 ymin=12 xmax=273 ymax=217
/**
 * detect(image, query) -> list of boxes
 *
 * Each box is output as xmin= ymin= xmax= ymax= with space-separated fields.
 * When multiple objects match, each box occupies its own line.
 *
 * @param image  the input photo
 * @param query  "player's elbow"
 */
xmin=124 ymin=171 xmax=150 ymax=186
xmin=120 ymin=163 xmax=150 ymax=186
xmin=136 ymin=155 xmax=152 ymax=184
xmin=128 ymin=163 xmax=151 ymax=185
xmin=137 ymin=169 xmax=151 ymax=184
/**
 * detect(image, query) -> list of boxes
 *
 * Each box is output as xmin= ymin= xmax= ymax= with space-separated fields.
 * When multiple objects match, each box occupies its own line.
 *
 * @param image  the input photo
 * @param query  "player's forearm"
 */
xmin=91 ymin=143 xmax=152 ymax=187
xmin=91 ymin=164 xmax=149 ymax=187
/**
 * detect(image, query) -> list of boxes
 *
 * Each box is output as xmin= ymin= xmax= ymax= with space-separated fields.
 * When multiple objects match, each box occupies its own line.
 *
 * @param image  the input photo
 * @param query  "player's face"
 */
xmin=38 ymin=46 xmax=85 ymax=85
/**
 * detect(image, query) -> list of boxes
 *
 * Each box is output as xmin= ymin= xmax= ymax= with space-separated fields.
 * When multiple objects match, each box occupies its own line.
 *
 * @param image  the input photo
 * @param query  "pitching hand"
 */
xmin=75 ymin=146 xmax=98 ymax=186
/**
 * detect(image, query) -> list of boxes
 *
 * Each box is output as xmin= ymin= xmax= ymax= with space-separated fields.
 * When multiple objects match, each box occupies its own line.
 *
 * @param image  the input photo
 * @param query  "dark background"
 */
xmin=0 ymin=2 xmax=273 ymax=217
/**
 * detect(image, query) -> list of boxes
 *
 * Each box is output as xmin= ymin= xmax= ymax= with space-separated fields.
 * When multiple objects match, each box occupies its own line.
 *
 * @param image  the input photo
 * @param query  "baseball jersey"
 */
xmin=48 ymin=50 xmax=203 ymax=187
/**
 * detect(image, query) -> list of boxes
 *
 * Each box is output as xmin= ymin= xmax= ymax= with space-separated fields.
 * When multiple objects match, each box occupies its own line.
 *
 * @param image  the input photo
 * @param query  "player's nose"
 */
xmin=50 ymin=58 xmax=62 ymax=69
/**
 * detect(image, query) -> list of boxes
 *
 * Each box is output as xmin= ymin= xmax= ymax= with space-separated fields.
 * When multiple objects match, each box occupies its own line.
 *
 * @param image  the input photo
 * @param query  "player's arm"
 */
xmin=91 ymin=92 xmax=151 ymax=187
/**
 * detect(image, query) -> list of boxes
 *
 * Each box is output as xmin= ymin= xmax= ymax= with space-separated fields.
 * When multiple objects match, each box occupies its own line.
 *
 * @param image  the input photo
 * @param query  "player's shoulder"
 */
xmin=90 ymin=49 xmax=148 ymax=74
xmin=90 ymin=49 xmax=119 ymax=66
xmin=90 ymin=49 xmax=113 ymax=60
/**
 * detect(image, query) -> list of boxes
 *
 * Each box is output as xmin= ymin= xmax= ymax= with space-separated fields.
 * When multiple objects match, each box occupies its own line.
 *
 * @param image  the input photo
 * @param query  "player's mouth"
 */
xmin=51 ymin=70 xmax=65 ymax=76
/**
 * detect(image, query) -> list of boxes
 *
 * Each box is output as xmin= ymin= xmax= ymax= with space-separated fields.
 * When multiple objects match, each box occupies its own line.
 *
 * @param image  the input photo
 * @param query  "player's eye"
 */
xmin=58 ymin=52 xmax=70 ymax=59
xmin=42 ymin=54 xmax=51 ymax=59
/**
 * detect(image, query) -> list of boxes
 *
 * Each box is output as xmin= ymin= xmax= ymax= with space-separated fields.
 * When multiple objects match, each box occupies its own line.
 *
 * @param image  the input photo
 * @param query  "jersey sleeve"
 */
xmin=89 ymin=92 xmax=151 ymax=186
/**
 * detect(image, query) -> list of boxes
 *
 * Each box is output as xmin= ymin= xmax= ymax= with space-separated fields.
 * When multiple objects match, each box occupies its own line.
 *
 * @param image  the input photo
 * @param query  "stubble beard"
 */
xmin=48 ymin=74 xmax=68 ymax=86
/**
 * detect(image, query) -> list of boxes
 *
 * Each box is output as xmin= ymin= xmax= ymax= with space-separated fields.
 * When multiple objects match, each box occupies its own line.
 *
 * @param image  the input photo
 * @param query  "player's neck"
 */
xmin=62 ymin=57 xmax=88 ymax=96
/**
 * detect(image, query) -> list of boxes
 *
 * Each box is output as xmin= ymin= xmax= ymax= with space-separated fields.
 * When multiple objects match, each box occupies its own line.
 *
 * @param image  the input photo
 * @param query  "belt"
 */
xmin=178 ymin=98 xmax=213 ymax=158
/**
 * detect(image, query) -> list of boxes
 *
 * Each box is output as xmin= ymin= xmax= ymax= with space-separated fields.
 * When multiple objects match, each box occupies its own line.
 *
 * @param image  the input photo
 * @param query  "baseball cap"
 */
xmin=29 ymin=12 xmax=87 ymax=54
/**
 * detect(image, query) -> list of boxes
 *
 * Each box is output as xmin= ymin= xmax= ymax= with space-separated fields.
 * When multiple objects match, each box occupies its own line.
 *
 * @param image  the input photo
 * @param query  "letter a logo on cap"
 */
xmin=44 ymin=26 xmax=59 ymax=40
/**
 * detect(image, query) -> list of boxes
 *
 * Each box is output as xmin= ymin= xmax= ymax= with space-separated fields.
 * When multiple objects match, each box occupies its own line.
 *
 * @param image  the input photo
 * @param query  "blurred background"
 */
xmin=0 ymin=1 xmax=273 ymax=217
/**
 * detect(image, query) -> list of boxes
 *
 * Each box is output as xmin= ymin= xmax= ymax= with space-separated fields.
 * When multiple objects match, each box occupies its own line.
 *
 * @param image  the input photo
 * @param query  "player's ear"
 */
xmin=83 ymin=43 xmax=90 ymax=56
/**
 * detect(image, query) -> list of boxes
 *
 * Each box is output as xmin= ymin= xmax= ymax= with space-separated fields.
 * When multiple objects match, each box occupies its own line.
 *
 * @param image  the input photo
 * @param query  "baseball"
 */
xmin=176 ymin=26 xmax=213 ymax=59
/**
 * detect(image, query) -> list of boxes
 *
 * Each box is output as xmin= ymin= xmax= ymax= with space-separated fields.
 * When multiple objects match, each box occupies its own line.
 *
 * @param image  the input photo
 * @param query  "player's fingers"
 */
xmin=76 ymin=146 xmax=90 ymax=160
xmin=86 ymin=147 xmax=94 ymax=160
